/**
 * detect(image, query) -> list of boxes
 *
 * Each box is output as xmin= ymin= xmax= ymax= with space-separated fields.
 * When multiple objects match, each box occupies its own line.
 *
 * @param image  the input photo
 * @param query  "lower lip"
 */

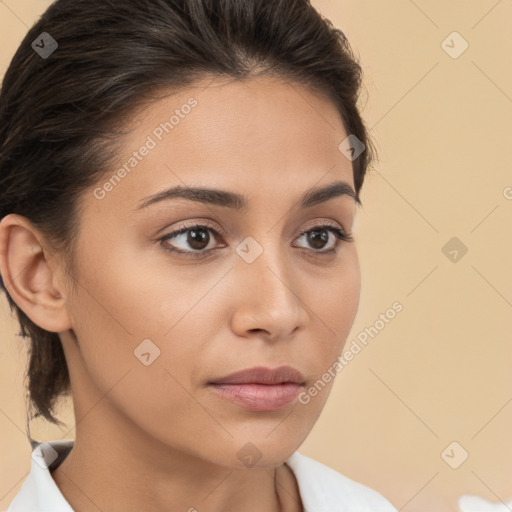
xmin=208 ymin=383 xmax=303 ymax=411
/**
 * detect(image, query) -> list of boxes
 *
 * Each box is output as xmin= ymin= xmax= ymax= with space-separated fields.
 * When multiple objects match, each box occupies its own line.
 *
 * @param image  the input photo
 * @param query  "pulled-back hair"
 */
xmin=0 ymin=0 xmax=376 ymax=430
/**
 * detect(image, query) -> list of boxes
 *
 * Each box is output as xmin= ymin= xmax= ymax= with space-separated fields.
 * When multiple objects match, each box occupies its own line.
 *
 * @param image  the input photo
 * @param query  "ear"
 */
xmin=0 ymin=213 xmax=73 ymax=333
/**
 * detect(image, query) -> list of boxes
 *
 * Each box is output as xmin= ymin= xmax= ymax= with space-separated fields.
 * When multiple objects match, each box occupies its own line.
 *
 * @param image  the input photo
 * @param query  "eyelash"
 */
xmin=158 ymin=221 xmax=353 ymax=259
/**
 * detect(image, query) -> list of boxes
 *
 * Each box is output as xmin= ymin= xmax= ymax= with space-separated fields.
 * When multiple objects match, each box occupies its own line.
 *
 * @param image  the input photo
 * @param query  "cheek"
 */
xmin=67 ymin=281 xmax=203 ymax=447
xmin=310 ymin=248 xmax=361 ymax=338
xmin=337 ymin=260 xmax=361 ymax=334
xmin=337 ymin=246 xmax=361 ymax=320
xmin=64 ymin=246 xmax=211 ymax=432
xmin=294 ymin=250 xmax=361 ymax=399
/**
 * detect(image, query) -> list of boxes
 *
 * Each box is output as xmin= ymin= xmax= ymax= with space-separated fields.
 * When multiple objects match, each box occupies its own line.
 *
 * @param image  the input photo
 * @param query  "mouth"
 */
xmin=207 ymin=366 xmax=306 ymax=411
xmin=208 ymin=365 xmax=306 ymax=386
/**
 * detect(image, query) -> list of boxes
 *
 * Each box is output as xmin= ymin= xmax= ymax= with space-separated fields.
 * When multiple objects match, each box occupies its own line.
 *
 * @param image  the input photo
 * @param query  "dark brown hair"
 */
xmin=0 ymin=0 xmax=376 ymax=433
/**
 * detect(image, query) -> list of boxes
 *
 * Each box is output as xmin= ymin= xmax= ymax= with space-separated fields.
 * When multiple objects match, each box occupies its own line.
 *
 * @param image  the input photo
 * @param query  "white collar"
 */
xmin=8 ymin=440 xmax=397 ymax=512
xmin=8 ymin=440 xmax=74 ymax=512
xmin=458 ymin=494 xmax=512 ymax=511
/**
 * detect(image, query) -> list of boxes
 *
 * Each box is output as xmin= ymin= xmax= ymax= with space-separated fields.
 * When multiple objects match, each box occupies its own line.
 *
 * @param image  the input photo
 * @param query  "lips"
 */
xmin=208 ymin=365 xmax=306 ymax=386
xmin=207 ymin=366 xmax=306 ymax=411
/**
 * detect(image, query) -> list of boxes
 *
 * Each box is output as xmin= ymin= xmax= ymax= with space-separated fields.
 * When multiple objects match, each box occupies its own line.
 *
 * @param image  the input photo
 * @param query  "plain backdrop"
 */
xmin=1 ymin=1 xmax=511 ymax=511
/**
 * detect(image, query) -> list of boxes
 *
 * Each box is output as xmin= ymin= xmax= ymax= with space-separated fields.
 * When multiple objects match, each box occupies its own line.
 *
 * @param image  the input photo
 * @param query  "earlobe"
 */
xmin=0 ymin=213 xmax=71 ymax=333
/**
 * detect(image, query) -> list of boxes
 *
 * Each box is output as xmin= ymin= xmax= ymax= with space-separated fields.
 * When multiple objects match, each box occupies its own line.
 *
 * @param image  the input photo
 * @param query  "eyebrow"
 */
xmin=134 ymin=180 xmax=359 ymax=212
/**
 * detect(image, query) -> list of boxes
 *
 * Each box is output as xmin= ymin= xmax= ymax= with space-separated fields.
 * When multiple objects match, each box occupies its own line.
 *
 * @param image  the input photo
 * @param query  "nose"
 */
xmin=229 ymin=240 xmax=309 ymax=341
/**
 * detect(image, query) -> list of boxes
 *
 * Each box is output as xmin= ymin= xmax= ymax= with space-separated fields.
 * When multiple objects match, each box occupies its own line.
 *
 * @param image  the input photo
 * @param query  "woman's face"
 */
xmin=57 ymin=76 xmax=361 ymax=467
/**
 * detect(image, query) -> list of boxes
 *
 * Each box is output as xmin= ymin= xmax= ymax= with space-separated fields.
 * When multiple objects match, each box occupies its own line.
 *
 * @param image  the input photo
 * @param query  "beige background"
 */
xmin=1 ymin=1 xmax=511 ymax=510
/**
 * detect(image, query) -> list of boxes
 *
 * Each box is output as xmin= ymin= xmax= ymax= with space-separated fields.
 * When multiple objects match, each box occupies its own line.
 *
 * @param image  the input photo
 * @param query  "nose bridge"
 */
xmin=234 ymin=231 xmax=307 ymax=326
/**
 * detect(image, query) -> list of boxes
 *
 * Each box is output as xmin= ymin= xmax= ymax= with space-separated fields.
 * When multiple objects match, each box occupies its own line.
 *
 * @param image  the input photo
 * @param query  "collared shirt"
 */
xmin=7 ymin=440 xmax=398 ymax=512
xmin=458 ymin=494 xmax=512 ymax=511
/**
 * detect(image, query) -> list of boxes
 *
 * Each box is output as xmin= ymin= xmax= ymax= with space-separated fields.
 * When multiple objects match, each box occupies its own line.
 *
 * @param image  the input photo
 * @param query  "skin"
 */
xmin=0 ymin=75 xmax=361 ymax=512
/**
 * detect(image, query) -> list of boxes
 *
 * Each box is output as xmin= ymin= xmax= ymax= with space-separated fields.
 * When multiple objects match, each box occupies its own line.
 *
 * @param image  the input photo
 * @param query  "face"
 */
xmin=43 ymin=76 xmax=361 ymax=468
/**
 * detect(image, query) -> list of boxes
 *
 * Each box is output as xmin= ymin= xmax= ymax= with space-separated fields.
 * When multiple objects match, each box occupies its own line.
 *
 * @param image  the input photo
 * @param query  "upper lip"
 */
xmin=209 ymin=366 xmax=306 ymax=385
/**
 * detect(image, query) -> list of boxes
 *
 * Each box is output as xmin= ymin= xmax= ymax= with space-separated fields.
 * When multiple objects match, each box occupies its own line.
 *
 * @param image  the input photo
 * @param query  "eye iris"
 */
xmin=308 ymin=229 xmax=329 ymax=249
xmin=188 ymin=227 xmax=210 ymax=250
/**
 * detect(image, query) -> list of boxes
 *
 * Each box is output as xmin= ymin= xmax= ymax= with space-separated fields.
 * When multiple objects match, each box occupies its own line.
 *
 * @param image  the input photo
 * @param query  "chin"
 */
xmin=205 ymin=434 xmax=303 ymax=469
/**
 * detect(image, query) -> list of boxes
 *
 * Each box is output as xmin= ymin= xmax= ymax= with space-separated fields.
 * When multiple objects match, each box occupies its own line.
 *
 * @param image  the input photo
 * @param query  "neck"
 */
xmin=50 ymin=424 xmax=302 ymax=512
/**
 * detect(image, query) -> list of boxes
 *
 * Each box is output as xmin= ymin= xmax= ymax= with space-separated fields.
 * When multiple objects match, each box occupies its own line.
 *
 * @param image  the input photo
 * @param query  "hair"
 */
xmin=0 ymin=0 xmax=377 ymax=434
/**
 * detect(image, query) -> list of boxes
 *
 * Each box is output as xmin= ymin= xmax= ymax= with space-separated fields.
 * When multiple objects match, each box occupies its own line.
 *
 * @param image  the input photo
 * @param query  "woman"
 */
xmin=0 ymin=0 xmax=397 ymax=510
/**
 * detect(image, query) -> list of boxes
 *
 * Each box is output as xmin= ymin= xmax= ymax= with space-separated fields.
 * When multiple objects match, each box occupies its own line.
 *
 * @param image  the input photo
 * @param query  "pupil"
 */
xmin=308 ymin=229 xmax=328 ymax=249
xmin=188 ymin=228 xmax=209 ymax=250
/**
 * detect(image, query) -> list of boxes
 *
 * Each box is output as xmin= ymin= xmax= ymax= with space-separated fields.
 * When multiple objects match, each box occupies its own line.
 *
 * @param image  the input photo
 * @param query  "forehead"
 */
xmin=89 ymin=76 xmax=354 ymax=216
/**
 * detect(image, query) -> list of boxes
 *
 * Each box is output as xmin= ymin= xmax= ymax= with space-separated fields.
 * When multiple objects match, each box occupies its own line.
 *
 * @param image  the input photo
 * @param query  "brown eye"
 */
xmin=160 ymin=224 xmax=224 ymax=258
xmin=159 ymin=222 xmax=352 ymax=260
xmin=294 ymin=224 xmax=352 ymax=253
xmin=181 ymin=227 xmax=211 ymax=251
xmin=305 ymin=228 xmax=331 ymax=250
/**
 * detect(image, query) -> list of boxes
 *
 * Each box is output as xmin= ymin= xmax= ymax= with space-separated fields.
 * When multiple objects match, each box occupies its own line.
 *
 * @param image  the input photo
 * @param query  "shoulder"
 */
xmin=285 ymin=450 xmax=397 ymax=512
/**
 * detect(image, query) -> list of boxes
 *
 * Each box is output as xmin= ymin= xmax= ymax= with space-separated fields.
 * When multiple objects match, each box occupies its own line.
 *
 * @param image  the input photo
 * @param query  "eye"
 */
xmin=293 ymin=222 xmax=353 ymax=254
xmin=158 ymin=221 xmax=353 ymax=259
xmin=159 ymin=223 xmax=225 ymax=259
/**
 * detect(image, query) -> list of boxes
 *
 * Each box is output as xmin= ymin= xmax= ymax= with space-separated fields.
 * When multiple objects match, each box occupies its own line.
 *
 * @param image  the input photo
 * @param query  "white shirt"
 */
xmin=7 ymin=440 xmax=397 ymax=512
xmin=458 ymin=494 xmax=512 ymax=511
